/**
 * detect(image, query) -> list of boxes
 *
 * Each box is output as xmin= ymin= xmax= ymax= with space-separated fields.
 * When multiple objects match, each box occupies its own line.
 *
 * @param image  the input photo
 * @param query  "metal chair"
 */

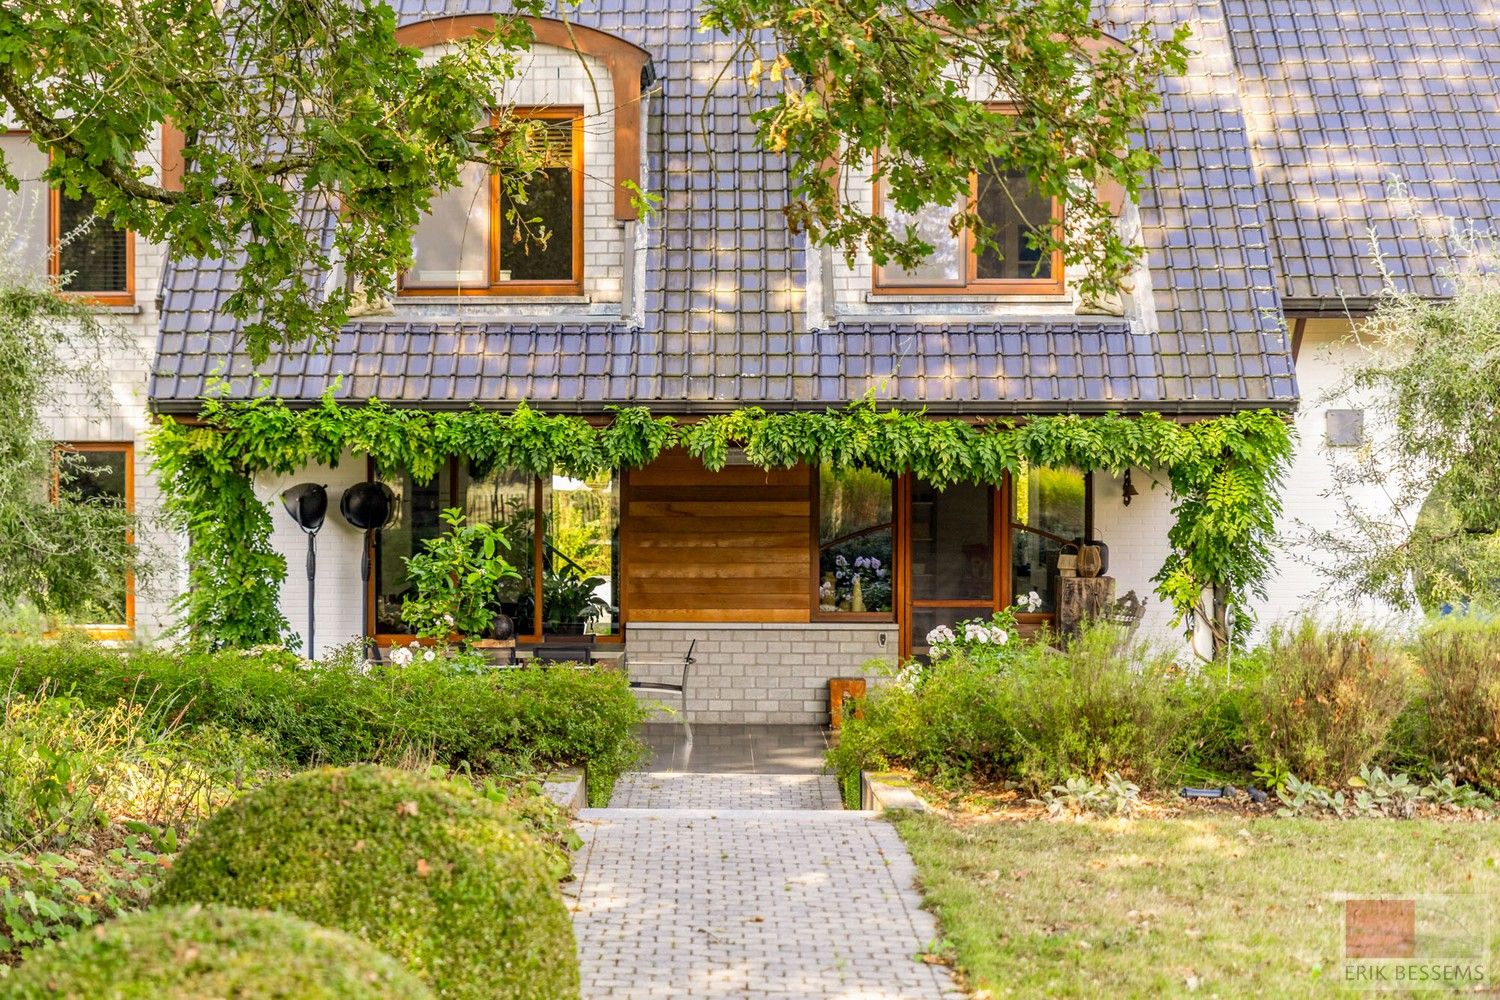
xmin=622 ymin=639 xmax=696 ymax=743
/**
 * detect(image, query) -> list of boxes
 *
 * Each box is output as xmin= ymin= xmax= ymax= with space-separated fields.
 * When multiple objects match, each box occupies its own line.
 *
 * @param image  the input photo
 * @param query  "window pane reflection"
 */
xmin=542 ymin=472 xmax=618 ymax=636
xmin=818 ymin=465 xmax=893 ymax=614
xmin=461 ymin=464 xmax=536 ymax=639
xmin=1010 ymin=466 xmax=1087 ymax=613
xmin=373 ymin=467 xmax=453 ymax=636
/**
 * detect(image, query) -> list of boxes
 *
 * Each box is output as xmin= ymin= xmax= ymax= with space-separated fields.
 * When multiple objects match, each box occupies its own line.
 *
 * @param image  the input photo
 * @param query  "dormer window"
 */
xmin=401 ymin=108 xmax=584 ymax=296
xmin=874 ymin=162 xmax=1063 ymax=295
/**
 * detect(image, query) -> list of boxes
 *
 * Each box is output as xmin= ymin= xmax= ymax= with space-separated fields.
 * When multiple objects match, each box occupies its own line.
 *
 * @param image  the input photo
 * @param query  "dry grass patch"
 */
xmin=895 ymin=813 xmax=1500 ymax=998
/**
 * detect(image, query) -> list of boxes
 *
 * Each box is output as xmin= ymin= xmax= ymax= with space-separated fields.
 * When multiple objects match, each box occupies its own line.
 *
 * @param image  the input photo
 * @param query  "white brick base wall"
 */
xmin=624 ymin=622 xmax=899 ymax=724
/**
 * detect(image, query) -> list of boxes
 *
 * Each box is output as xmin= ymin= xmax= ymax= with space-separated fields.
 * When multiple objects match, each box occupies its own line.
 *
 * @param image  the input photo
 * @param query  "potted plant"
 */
xmin=400 ymin=508 xmax=518 ymax=646
xmin=541 ymin=567 xmax=609 ymax=635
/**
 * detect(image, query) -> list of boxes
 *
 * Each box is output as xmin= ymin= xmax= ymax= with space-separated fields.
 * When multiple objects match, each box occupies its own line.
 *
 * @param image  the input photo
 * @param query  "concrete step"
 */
xmin=606 ymin=771 xmax=844 ymax=810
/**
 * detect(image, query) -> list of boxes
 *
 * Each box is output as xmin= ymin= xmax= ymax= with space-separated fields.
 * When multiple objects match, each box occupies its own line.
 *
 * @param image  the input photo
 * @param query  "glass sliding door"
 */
xmin=1010 ymin=466 xmax=1088 ymax=614
xmin=461 ymin=463 xmax=537 ymax=639
xmin=900 ymin=470 xmax=1090 ymax=657
xmin=906 ymin=479 xmax=995 ymax=655
xmin=372 ymin=464 xmax=455 ymax=638
xmin=542 ymin=472 xmax=619 ymax=637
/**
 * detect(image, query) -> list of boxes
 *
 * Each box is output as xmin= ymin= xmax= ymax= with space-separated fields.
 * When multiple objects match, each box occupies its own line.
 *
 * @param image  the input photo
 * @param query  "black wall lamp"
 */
xmin=1122 ymin=469 xmax=1139 ymax=507
xmin=339 ymin=482 xmax=395 ymax=661
xmin=281 ymin=484 xmax=328 ymax=655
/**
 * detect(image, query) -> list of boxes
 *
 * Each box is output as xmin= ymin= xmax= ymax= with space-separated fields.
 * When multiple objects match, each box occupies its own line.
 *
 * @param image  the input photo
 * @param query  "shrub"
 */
xmin=0 ymin=637 xmax=646 ymax=804
xmin=829 ymin=624 xmax=1211 ymax=793
xmin=1412 ymin=616 xmax=1500 ymax=788
xmin=156 ymin=765 xmax=579 ymax=1000
xmin=3 ymin=905 xmax=432 ymax=998
xmin=0 ymin=693 xmax=273 ymax=850
xmin=0 ymin=692 xmax=276 ymax=963
xmin=999 ymin=626 xmax=1211 ymax=790
xmin=1243 ymin=618 xmax=1414 ymax=785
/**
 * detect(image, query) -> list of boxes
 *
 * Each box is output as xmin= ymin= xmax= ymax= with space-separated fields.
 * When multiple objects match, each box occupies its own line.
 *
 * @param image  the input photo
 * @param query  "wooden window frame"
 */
xmin=870 ymin=110 xmax=1065 ymax=296
xmin=0 ymin=131 xmax=135 ymax=305
xmin=366 ymin=458 xmax=622 ymax=647
xmin=809 ymin=465 xmax=898 ymax=624
xmin=51 ymin=442 xmax=135 ymax=639
xmin=49 ymin=180 xmax=136 ymax=307
xmin=397 ymin=107 xmax=585 ymax=298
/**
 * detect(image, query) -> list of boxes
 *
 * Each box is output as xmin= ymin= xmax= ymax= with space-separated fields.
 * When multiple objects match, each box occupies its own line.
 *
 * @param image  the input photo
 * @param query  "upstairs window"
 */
xmin=0 ymin=134 xmax=134 ymax=304
xmin=402 ymin=108 xmax=583 ymax=296
xmin=875 ymin=162 xmax=1062 ymax=295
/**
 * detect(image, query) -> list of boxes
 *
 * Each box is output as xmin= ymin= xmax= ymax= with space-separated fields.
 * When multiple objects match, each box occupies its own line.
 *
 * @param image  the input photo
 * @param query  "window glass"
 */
xmin=57 ymin=447 xmax=130 ymax=625
xmin=542 ymin=472 xmax=618 ymax=636
xmin=373 ymin=465 xmax=454 ymax=636
xmin=910 ymin=479 xmax=993 ymax=602
xmin=975 ymin=167 xmax=1054 ymax=281
xmin=0 ymin=135 xmax=52 ymax=280
xmin=57 ymin=188 xmax=129 ymax=293
xmin=499 ymin=118 xmax=575 ymax=283
xmin=1011 ymin=465 xmax=1087 ymax=612
xmin=406 ymin=160 xmax=491 ymax=288
xmin=877 ymin=186 xmax=967 ymax=286
xmin=817 ymin=464 xmax=893 ymax=614
xmin=461 ymin=464 xmax=537 ymax=639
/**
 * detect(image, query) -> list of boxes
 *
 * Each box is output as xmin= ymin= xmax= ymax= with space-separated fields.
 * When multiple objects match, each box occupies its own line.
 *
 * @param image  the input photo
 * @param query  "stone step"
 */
xmin=606 ymin=771 xmax=844 ymax=810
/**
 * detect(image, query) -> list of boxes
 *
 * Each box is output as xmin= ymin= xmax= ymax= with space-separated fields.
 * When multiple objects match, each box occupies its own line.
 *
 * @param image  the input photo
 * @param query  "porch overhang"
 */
xmin=149 ymin=317 xmax=1300 ymax=416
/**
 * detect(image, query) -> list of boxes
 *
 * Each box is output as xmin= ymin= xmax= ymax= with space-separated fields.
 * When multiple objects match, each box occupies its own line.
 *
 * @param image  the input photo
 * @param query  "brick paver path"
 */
xmin=568 ymin=772 xmax=959 ymax=999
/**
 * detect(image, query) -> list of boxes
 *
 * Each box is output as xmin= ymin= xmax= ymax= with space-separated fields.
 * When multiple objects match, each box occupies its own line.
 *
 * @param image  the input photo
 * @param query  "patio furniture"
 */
xmin=529 ymin=643 xmax=594 ymax=665
xmin=622 ymin=639 xmax=696 ymax=743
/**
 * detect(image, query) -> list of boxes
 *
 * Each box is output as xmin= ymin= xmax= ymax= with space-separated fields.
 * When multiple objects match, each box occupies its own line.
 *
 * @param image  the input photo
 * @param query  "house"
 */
xmin=10 ymin=1 xmax=1494 ymax=722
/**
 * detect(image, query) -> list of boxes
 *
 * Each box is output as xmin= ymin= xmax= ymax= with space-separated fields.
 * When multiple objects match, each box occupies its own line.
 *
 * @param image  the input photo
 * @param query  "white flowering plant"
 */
xmin=923 ymin=593 xmax=1044 ymax=672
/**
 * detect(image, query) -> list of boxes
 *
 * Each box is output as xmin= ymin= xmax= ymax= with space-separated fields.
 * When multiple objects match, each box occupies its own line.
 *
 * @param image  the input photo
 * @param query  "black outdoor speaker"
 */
xmin=280 ymin=483 xmax=328 ymax=656
xmin=340 ymin=481 xmax=395 ymax=531
xmin=282 ymin=483 xmax=328 ymax=532
xmin=340 ymin=481 xmax=397 ymax=665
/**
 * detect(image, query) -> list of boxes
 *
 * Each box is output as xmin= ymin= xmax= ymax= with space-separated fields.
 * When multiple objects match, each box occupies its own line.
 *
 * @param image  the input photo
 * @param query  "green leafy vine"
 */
xmin=150 ymin=395 xmax=1292 ymax=652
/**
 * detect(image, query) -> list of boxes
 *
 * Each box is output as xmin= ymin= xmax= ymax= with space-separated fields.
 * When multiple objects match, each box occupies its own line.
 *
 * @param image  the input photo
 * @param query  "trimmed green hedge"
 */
xmin=1 ymin=639 xmax=645 ymax=804
xmin=157 ymin=766 xmax=578 ymax=1000
xmin=3 ymin=905 xmax=433 ymax=999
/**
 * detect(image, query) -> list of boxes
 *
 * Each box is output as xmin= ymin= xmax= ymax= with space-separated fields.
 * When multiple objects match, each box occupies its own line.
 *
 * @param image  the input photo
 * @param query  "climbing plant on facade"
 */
xmin=151 ymin=395 xmax=1293 ymax=653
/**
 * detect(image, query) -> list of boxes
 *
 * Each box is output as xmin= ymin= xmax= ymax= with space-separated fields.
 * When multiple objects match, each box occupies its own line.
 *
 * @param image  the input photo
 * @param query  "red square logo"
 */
xmin=1346 ymin=899 xmax=1417 ymax=959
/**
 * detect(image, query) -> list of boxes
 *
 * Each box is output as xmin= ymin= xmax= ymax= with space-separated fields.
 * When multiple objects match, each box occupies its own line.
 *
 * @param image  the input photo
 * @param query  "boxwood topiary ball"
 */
xmin=156 ymin=765 xmax=579 ymax=1000
xmin=3 ymin=904 xmax=433 ymax=999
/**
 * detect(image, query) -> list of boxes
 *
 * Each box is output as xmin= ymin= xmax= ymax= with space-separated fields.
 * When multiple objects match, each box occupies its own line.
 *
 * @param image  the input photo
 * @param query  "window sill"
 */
xmin=864 ymin=291 xmax=1072 ymax=305
xmin=77 ymin=303 xmax=141 ymax=315
xmin=395 ymin=295 xmax=592 ymax=306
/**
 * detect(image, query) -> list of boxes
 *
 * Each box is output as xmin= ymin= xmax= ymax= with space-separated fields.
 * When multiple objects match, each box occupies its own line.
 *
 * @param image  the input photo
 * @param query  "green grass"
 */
xmin=894 ymin=813 xmax=1500 ymax=998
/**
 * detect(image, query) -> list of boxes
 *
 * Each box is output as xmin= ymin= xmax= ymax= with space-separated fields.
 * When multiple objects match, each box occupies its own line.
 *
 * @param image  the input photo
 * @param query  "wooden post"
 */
xmin=1058 ymin=576 xmax=1116 ymax=639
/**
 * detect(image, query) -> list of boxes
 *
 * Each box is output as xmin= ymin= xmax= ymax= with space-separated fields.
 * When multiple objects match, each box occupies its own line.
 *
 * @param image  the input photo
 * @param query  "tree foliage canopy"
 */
xmin=1 ymin=0 xmax=1186 ymax=359
xmin=702 ymin=0 xmax=1189 ymax=303
xmin=0 ymin=253 xmax=134 ymax=620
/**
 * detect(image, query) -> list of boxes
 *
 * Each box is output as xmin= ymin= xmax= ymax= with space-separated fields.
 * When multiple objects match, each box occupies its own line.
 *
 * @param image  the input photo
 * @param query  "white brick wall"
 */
xmin=1256 ymin=319 xmax=1420 ymax=633
xmin=36 ymin=137 xmax=184 ymax=641
xmin=625 ymin=622 xmax=899 ymax=724
xmin=1092 ymin=466 xmax=1186 ymax=647
xmin=258 ymin=455 xmax=374 ymax=658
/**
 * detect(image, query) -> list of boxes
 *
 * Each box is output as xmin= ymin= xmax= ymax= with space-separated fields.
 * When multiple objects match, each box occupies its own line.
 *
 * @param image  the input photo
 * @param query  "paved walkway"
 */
xmin=568 ymin=770 xmax=960 ymax=999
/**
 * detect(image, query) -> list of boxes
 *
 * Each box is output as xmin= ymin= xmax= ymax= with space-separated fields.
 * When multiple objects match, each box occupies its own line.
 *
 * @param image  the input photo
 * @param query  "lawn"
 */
xmin=894 ymin=812 xmax=1500 ymax=998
